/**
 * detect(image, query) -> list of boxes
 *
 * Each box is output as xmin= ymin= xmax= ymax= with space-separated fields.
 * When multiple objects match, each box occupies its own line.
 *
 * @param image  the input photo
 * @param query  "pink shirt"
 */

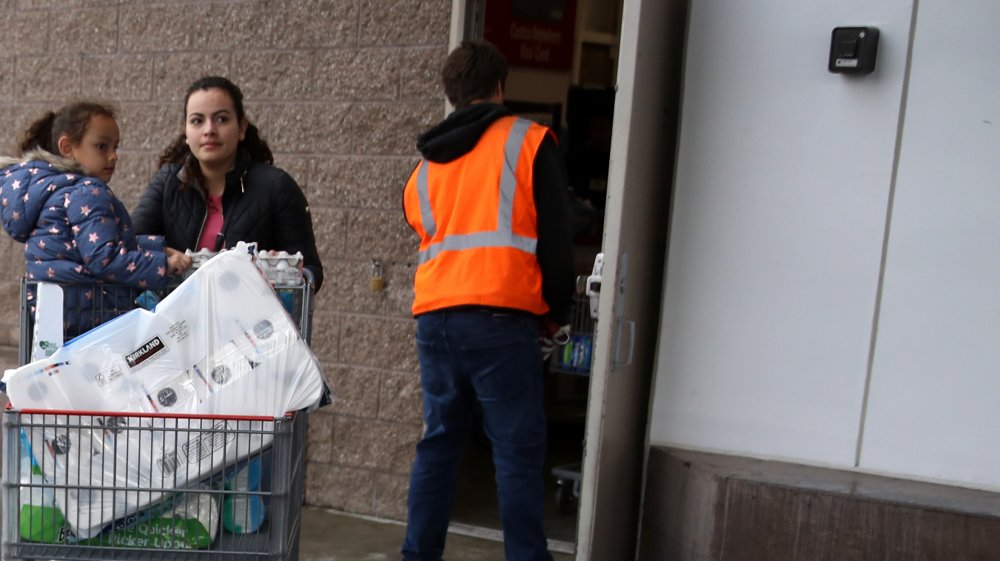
xmin=197 ymin=194 xmax=225 ymax=250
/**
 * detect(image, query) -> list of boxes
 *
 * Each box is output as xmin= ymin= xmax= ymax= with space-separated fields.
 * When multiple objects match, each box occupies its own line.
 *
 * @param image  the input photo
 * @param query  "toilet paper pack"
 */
xmin=2 ymin=248 xmax=325 ymax=539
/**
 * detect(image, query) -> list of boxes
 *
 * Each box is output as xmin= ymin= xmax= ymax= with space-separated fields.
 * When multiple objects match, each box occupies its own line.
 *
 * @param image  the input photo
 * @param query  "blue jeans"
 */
xmin=402 ymin=309 xmax=553 ymax=561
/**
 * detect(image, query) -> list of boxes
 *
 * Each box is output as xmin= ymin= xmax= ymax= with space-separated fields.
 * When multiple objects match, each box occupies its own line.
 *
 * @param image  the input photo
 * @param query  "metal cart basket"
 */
xmin=2 ymin=409 xmax=306 ymax=561
xmin=3 ymin=264 xmax=316 ymax=561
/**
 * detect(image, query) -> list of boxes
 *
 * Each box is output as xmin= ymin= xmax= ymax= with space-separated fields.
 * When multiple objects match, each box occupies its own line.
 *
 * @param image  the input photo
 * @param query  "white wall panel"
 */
xmin=650 ymin=0 xmax=913 ymax=466
xmin=859 ymin=0 xmax=1000 ymax=490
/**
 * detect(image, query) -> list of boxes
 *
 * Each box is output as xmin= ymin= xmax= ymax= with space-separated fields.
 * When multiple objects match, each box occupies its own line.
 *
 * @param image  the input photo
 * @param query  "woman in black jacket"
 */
xmin=132 ymin=76 xmax=324 ymax=291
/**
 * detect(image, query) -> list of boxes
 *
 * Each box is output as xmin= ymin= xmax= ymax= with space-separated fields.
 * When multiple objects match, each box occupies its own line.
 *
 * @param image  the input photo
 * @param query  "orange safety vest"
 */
xmin=403 ymin=115 xmax=551 ymax=316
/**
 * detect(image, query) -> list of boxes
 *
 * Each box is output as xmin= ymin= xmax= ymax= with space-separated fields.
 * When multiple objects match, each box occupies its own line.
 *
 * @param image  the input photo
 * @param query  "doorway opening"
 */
xmin=449 ymin=0 xmax=624 ymax=549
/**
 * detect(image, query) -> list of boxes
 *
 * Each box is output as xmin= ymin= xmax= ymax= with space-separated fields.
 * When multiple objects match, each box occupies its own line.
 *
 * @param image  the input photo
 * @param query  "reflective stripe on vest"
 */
xmin=414 ymin=118 xmax=536 ymax=265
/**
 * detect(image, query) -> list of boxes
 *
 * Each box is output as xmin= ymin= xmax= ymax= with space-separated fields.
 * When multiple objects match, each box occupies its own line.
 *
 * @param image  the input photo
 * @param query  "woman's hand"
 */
xmin=166 ymin=247 xmax=193 ymax=275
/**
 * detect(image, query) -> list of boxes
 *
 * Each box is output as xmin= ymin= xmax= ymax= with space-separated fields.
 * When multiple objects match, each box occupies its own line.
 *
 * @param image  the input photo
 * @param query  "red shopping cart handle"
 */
xmin=9 ymin=407 xmax=295 ymax=421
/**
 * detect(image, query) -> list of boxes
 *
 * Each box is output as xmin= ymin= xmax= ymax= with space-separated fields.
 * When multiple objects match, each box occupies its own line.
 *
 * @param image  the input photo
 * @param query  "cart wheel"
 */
xmin=555 ymin=479 xmax=576 ymax=514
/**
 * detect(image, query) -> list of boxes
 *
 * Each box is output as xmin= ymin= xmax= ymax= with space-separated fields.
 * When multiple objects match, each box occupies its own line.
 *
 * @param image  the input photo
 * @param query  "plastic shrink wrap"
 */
xmin=2 ymin=249 xmax=324 ymax=539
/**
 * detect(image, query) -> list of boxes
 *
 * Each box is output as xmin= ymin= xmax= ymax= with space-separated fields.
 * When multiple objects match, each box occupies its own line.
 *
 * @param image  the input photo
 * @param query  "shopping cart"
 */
xmin=547 ymin=285 xmax=595 ymax=514
xmin=2 ymin=262 xmax=317 ymax=561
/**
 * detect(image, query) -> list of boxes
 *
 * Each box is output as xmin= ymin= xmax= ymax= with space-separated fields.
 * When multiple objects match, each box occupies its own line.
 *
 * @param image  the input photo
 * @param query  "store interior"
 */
xmin=450 ymin=0 xmax=623 ymax=546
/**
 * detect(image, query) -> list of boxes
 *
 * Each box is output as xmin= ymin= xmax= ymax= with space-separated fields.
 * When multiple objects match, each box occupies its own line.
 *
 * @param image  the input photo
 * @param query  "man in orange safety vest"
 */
xmin=401 ymin=40 xmax=574 ymax=561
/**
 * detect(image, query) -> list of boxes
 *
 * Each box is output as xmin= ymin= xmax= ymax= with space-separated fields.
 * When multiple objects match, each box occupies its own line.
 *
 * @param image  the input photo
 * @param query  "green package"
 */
xmin=81 ymin=490 xmax=220 ymax=550
xmin=19 ymin=503 xmax=69 ymax=544
xmin=18 ymin=431 xmax=71 ymax=544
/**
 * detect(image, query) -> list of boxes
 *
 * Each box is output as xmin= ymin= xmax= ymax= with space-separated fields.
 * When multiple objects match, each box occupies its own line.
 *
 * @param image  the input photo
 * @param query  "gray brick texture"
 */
xmin=0 ymin=0 xmax=450 ymax=520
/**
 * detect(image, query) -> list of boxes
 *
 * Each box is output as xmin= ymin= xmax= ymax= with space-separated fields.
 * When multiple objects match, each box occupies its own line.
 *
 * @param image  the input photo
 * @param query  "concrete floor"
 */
xmin=300 ymin=507 xmax=573 ymax=560
xmin=0 ymin=344 xmax=574 ymax=560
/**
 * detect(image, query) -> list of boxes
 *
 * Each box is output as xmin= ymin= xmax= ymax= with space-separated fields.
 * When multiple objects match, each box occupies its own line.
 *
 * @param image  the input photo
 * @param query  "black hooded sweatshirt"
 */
xmin=411 ymin=103 xmax=574 ymax=324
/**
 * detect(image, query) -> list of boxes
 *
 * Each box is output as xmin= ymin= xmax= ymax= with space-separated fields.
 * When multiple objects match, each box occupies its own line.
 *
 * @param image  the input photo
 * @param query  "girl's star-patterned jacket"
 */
xmin=0 ymin=150 xmax=171 ymax=334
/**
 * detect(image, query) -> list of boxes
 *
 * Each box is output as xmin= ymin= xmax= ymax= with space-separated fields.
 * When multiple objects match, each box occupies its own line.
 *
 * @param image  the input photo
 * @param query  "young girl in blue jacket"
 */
xmin=0 ymin=101 xmax=191 ymax=336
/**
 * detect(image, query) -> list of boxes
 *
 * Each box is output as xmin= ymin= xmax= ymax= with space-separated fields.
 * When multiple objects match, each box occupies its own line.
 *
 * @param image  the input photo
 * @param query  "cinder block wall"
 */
xmin=0 ymin=0 xmax=451 ymax=520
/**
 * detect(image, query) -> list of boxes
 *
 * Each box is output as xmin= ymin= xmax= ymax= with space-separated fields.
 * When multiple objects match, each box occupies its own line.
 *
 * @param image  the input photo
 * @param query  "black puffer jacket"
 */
xmin=132 ymin=149 xmax=324 ymax=291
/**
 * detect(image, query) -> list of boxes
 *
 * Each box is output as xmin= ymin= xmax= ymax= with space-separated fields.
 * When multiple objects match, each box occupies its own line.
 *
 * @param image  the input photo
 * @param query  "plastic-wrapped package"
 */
xmin=3 ymin=248 xmax=323 ymax=415
xmin=1 ymin=248 xmax=325 ymax=538
xmin=185 ymin=247 xmax=304 ymax=287
xmin=13 ymin=412 xmax=271 ymax=539
xmin=31 ymin=282 xmax=64 ymax=361
xmin=16 ymin=422 xmax=223 ymax=547
xmin=222 ymin=456 xmax=266 ymax=533
xmin=81 ymin=486 xmax=221 ymax=549
xmin=256 ymin=251 xmax=305 ymax=286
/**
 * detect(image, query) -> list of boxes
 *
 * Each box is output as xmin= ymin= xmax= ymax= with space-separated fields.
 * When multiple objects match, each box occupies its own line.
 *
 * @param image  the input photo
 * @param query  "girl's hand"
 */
xmin=166 ymin=247 xmax=193 ymax=275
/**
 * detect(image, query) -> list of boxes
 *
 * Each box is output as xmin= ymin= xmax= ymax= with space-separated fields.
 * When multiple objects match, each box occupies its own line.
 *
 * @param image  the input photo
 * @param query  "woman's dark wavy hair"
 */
xmin=157 ymin=76 xmax=273 ymax=187
xmin=19 ymin=101 xmax=116 ymax=155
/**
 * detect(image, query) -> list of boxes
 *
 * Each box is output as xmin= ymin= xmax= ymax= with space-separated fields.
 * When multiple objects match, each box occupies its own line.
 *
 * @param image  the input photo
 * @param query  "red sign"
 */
xmin=484 ymin=0 xmax=577 ymax=71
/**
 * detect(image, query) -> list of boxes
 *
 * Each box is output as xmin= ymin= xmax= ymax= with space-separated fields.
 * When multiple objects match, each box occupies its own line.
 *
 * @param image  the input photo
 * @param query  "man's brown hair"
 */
xmin=441 ymin=40 xmax=508 ymax=108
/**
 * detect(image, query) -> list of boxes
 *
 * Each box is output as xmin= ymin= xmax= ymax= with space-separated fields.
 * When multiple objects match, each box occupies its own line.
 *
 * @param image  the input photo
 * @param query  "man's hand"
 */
xmin=539 ymin=320 xmax=571 ymax=360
